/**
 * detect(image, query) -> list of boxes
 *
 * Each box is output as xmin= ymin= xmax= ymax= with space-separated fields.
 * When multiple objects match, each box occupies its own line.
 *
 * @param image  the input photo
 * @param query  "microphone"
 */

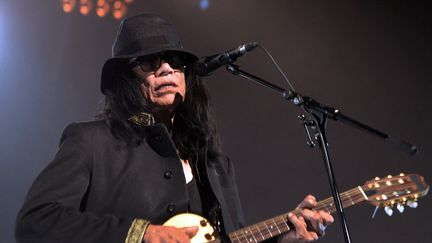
xmin=193 ymin=42 xmax=258 ymax=76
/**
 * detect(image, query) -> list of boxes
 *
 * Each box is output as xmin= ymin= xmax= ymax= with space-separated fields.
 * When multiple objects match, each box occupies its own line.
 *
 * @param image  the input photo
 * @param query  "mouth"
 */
xmin=155 ymin=81 xmax=177 ymax=91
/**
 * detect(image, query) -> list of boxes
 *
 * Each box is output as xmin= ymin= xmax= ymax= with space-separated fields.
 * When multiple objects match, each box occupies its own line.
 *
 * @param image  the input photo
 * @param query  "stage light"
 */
xmin=96 ymin=0 xmax=110 ymax=17
xmin=112 ymin=0 xmax=127 ymax=20
xmin=61 ymin=0 xmax=211 ymax=20
xmin=62 ymin=0 xmax=76 ymax=13
xmin=61 ymin=0 xmax=133 ymax=20
xmin=200 ymin=0 xmax=210 ymax=10
xmin=79 ymin=0 xmax=93 ymax=16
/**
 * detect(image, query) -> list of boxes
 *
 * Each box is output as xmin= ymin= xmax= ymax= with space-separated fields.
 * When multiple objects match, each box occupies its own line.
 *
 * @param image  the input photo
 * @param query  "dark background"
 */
xmin=1 ymin=1 xmax=431 ymax=242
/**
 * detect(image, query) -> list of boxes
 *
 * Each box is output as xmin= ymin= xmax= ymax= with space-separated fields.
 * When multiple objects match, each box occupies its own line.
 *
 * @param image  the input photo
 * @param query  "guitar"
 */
xmin=163 ymin=173 xmax=429 ymax=243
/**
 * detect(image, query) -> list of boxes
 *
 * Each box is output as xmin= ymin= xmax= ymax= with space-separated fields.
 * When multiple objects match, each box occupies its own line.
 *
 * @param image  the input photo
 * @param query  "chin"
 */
xmin=152 ymin=92 xmax=184 ymax=110
xmin=153 ymin=99 xmax=181 ymax=110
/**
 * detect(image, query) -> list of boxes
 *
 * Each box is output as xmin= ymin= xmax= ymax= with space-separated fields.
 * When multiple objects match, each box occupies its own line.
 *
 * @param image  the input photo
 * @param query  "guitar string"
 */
xmin=229 ymin=187 xmax=364 ymax=242
xmin=229 ymin=189 xmax=362 ymax=242
xmin=308 ymin=177 xmax=413 ymax=210
xmin=233 ymin=186 xmax=407 ymax=243
xmin=232 ymin=198 xmax=365 ymax=243
xmin=230 ymin=178 xmax=413 ymax=243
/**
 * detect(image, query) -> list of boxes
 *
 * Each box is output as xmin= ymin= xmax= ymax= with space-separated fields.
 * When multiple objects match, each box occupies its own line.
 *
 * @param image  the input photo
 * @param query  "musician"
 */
xmin=15 ymin=13 xmax=333 ymax=243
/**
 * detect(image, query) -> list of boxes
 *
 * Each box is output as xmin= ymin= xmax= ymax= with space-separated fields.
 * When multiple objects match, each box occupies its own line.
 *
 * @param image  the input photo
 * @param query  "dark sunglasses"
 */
xmin=131 ymin=51 xmax=190 ymax=73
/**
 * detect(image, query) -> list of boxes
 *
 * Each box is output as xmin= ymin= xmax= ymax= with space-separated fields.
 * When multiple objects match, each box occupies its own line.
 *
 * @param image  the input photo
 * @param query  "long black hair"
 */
xmin=98 ymin=60 xmax=221 ymax=160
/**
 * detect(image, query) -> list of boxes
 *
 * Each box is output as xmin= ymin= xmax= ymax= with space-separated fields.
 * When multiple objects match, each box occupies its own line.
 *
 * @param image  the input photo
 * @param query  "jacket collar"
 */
xmin=128 ymin=112 xmax=155 ymax=126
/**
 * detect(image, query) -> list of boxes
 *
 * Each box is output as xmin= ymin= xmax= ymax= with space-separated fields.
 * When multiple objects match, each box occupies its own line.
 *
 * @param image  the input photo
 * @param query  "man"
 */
xmin=15 ymin=13 xmax=333 ymax=243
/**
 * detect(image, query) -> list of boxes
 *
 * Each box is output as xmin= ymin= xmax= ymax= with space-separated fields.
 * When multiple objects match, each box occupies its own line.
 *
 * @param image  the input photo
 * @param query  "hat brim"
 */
xmin=100 ymin=47 xmax=198 ymax=94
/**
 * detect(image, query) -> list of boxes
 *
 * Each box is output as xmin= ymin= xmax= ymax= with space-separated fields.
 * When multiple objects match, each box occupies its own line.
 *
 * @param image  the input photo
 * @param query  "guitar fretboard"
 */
xmin=228 ymin=186 xmax=368 ymax=243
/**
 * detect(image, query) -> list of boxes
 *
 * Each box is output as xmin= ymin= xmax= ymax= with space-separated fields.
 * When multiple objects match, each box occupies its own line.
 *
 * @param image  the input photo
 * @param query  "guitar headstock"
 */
xmin=362 ymin=173 xmax=429 ymax=215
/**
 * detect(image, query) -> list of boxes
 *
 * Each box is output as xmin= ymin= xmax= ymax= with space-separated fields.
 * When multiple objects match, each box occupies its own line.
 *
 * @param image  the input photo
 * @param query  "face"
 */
xmin=130 ymin=52 xmax=188 ymax=112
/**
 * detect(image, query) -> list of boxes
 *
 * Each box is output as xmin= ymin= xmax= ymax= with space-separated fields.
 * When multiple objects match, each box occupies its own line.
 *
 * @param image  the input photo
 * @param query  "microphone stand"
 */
xmin=225 ymin=64 xmax=418 ymax=243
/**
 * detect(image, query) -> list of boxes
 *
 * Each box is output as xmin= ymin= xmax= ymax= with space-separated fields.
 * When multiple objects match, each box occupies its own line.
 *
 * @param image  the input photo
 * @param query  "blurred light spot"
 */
xmin=96 ymin=0 xmax=110 ymax=17
xmin=80 ymin=0 xmax=93 ymax=16
xmin=62 ymin=0 xmax=76 ymax=13
xmin=60 ymin=0 xmax=134 ymax=20
xmin=200 ymin=0 xmax=210 ymax=10
xmin=113 ymin=0 xmax=127 ymax=20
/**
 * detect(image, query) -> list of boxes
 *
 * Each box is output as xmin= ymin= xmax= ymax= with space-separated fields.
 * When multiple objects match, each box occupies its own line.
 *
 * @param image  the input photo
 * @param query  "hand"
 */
xmin=143 ymin=224 xmax=198 ymax=243
xmin=278 ymin=195 xmax=334 ymax=243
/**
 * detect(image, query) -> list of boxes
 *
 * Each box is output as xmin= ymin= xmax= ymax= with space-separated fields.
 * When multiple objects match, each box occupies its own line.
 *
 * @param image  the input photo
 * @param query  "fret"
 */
xmin=229 ymin=229 xmax=238 ymax=242
xmin=230 ymin=231 xmax=240 ymax=243
xmin=347 ymin=193 xmax=355 ymax=205
xmin=280 ymin=216 xmax=291 ymax=232
xmin=255 ymin=224 xmax=265 ymax=240
xmin=245 ymin=227 xmax=258 ymax=242
xmin=319 ymin=188 xmax=364 ymax=214
xmin=263 ymin=221 xmax=273 ymax=238
xmin=271 ymin=218 xmax=282 ymax=234
xmin=240 ymin=229 xmax=252 ymax=243
xmin=341 ymin=192 xmax=354 ymax=207
xmin=343 ymin=192 xmax=361 ymax=208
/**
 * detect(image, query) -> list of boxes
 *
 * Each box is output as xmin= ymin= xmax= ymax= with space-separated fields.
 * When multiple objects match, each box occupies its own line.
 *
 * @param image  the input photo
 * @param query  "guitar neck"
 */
xmin=228 ymin=186 xmax=368 ymax=243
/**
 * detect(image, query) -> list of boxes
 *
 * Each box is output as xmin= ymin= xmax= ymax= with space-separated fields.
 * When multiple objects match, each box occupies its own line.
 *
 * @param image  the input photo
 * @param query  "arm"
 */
xmin=15 ymin=123 xmax=136 ymax=243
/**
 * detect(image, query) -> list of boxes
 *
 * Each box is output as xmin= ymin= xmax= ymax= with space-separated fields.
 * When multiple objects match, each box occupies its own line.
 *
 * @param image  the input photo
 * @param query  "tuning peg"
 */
xmin=407 ymin=200 xmax=418 ymax=208
xmin=384 ymin=206 xmax=393 ymax=216
xmin=397 ymin=203 xmax=405 ymax=213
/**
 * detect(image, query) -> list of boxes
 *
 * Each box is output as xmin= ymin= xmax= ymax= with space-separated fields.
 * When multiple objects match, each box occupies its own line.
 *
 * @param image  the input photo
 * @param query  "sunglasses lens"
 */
xmin=137 ymin=55 xmax=161 ymax=72
xmin=135 ymin=52 xmax=188 ymax=72
xmin=165 ymin=53 xmax=187 ymax=70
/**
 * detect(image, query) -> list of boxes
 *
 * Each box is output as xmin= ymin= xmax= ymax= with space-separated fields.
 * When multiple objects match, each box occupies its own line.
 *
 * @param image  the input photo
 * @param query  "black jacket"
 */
xmin=15 ymin=120 xmax=245 ymax=243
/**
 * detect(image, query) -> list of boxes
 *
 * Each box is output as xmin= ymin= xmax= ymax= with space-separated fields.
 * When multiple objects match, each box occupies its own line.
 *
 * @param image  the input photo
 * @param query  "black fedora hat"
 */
xmin=100 ymin=13 xmax=198 ymax=94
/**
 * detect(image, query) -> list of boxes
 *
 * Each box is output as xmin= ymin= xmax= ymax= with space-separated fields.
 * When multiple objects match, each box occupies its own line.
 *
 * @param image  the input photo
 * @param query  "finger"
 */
xmin=297 ymin=216 xmax=307 ymax=228
xmin=288 ymin=213 xmax=306 ymax=232
xmin=298 ymin=195 xmax=317 ymax=209
xmin=288 ymin=213 xmax=315 ymax=241
xmin=301 ymin=209 xmax=325 ymax=236
xmin=318 ymin=210 xmax=334 ymax=225
xmin=182 ymin=226 xmax=199 ymax=238
xmin=310 ymin=232 xmax=319 ymax=241
xmin=301 ymin=209 xmax=321 ymax=226
xmin=171 ymin=229 xmax=192 ymax=243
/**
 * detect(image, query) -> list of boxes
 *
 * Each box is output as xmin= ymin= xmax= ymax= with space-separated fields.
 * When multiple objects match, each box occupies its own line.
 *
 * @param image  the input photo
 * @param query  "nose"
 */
xmin=155 ymin=61 xmax=174 ymax=77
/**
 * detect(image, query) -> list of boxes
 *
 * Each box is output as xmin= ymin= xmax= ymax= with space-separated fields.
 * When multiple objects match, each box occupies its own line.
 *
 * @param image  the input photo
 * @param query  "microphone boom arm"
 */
xmin=226 ymin=64 xmax=417 ymax=155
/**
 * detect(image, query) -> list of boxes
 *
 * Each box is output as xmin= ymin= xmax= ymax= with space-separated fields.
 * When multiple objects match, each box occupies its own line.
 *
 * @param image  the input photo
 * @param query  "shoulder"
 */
xmin=64 ymin=119 xmax=109 ymax=131
xmin=59 ymin=119 xmax=112 ymax=144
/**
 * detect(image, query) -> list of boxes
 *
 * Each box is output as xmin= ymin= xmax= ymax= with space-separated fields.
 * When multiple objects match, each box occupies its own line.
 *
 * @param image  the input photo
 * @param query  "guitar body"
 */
xmin=163 ymin=213 xmax=220 ymax=243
